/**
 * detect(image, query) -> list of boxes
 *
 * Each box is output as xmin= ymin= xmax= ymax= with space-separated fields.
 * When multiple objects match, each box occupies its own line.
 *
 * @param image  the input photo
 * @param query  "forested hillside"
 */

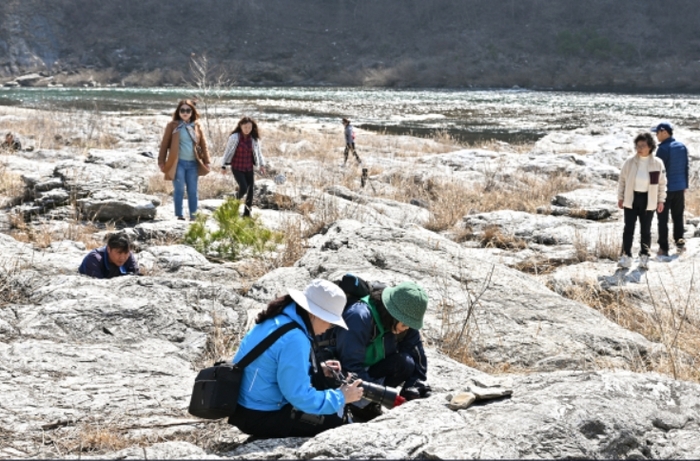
xmin=2 ymin=0 xmax=700 ymax=90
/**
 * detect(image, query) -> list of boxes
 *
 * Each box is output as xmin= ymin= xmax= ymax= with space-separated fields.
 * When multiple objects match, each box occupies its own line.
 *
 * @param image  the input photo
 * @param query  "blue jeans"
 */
xmin=173 ymin=160 xmax=199 ymax=219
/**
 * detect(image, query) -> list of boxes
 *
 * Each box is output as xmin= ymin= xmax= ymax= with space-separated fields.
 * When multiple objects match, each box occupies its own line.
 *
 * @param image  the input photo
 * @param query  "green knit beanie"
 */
xmin=381 ymin=282 xmax=428 ymax=330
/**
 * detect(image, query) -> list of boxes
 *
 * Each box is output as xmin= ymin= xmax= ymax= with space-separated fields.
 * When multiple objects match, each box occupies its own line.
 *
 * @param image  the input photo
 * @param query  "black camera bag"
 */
xmin=188 ymin=322 xmax=300 ymax=419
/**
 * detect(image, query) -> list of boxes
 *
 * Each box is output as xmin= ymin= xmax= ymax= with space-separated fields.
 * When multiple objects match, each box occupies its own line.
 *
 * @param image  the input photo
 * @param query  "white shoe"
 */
xmin=618 ymin=255 xmax=632 ymax=268
xmin=639 ymin=255 xmax=649 ymax=270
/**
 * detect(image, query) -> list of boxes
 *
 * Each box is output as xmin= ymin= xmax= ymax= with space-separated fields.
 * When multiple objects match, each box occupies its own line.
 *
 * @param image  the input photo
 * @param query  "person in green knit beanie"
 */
xmin=329 ymin=278 xmax=432 ymax=421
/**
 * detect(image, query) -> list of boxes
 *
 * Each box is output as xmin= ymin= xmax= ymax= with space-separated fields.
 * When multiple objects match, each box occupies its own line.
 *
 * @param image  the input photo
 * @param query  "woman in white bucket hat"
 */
xmin=228 ymin=279 xmax=363 ymax=438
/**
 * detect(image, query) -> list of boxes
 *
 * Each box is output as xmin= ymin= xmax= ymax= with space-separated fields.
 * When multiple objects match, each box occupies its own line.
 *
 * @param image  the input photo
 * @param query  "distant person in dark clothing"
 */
xmin=651 ymin=122 xmax=689 ymax=256
xmin=221 ymin=116 xmax=266 ymax=218
xmin=79 ymin=233 xmax=139 ymax=279
xmin=342 ymin=118 xmax=361 ymax=165
xmin=2 ymin=132 xmax=21 ymax=151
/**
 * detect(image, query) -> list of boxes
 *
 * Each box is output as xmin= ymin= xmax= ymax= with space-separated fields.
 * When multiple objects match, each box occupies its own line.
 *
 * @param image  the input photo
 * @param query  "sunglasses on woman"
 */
xmin=179 ymin=107 xmax=192 ymax=114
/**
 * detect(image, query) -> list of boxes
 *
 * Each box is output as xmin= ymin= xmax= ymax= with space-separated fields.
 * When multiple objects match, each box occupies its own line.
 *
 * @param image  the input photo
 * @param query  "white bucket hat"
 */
xmin=288 ymin=279 xmax=348 ymax=330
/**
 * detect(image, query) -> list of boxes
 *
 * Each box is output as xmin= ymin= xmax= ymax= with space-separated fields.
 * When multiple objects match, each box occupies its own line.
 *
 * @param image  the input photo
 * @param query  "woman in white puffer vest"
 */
xmin=617 ymin=132 xmax=667 ymax=269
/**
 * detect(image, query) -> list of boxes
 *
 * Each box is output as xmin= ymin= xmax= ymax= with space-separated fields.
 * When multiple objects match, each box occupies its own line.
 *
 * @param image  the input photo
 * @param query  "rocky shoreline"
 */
xmin=1 ymin=106 xmax=699 ymax=459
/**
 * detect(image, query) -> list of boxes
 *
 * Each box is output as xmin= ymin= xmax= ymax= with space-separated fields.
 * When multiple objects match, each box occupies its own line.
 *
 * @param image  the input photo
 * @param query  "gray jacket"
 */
xmin=344 ymin=124 xmax=354 ymax=145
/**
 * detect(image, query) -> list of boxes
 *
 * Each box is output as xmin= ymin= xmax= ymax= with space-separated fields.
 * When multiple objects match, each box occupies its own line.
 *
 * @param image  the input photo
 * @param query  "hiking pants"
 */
xmin=232 ymin=169 xmax=255 ymax=217
xmin=344 ymin=143 xmax=361 ymax=164
xmin=228 ymin=404 xmax=346 ymax=438
xmin=622 ymin=192 xmax=654 ymax=257
xmin=657 ymin=190 xmax=685 ymax=252
xmin=368 ymin=329 xmax=427 ymax=388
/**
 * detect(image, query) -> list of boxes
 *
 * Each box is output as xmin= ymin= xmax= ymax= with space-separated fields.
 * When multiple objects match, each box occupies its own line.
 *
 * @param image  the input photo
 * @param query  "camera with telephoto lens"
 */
xmin=329 ymin=368 xmax=406 ymax=409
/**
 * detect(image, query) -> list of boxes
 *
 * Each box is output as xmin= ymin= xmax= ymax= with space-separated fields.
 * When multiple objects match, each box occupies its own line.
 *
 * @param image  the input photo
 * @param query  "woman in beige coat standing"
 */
xmin=617 ymin=133 xmax=667 ymax=269
xmin=158 ymin=100 xmax=211 ymax=220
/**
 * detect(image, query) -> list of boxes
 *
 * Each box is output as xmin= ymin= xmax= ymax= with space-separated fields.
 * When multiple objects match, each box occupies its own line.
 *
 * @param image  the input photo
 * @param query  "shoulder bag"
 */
xmin=188 ymin=322 xmax=300 ymax=419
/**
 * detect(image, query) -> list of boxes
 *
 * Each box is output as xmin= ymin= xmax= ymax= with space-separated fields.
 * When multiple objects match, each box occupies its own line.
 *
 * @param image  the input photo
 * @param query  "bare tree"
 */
xmin=188 ymin=54 xmax=236 ymax=158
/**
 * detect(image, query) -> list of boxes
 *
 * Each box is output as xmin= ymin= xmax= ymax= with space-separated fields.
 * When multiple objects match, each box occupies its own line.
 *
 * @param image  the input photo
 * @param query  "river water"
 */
xmin=1 ymin=86 xmax=698 ymax=144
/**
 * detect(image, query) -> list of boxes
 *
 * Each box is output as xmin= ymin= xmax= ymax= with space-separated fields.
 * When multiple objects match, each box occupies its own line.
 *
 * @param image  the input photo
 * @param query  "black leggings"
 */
xmin=622 ymin=192 xmax=654 ymax=257
xmin=344 ymin=143 xmax=361 ymax=164
xmin=232 ymin=169 xmax=255 ymax=216
xmin=228 ymin=404 xmax=347 ymax=439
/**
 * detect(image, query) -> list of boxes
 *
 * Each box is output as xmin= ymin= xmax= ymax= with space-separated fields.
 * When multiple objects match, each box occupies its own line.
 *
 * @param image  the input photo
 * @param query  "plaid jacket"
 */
xmin=222 ymin=133 xmax=264 ymax=169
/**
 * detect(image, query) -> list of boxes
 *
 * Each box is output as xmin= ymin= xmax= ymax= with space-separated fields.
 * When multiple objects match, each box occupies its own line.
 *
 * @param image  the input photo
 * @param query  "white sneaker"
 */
xmin=618 ymin=255 xmax=632 ymax=268
xmin=639 ymin=255 xmax=649 ymax=270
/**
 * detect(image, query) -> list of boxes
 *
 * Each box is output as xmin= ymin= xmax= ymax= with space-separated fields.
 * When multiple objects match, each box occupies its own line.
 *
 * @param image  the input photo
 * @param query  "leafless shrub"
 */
xmin=434 ymin=263 xmax=514 ymax=373
xmin=189 ymin=54 xmax=236 ymax=155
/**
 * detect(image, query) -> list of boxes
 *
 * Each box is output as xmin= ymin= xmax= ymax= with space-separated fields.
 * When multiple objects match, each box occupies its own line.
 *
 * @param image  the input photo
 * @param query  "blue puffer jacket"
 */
xmin=656 ymin=137 xmax=689 ymax=192
xmin=233 ymin=303 xmax=345 ymax=414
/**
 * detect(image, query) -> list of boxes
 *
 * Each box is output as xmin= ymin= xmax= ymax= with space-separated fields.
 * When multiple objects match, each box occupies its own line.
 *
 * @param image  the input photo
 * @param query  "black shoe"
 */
xmin=350 ymin=402 xmax=382 ymax=422
xmin=176 ymin=216 xmax=186 ymax=221
xmin=676 ymin=239 xmax=686 ymax=254
xmin=400 ymin=381 xmax=432 ymax=401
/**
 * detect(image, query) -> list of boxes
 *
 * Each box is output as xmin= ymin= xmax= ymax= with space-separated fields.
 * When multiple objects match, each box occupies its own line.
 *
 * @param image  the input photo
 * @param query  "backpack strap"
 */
xmin=235 ymin=322 xmax=301 ymax=369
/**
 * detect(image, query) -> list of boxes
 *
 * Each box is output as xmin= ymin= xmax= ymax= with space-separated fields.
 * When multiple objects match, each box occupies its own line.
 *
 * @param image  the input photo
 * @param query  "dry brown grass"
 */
xmin=146 ymin=173 xmax=171 ymax=196
xmin=2 ymin=107 xmax=119 ymax=151
xmin=687 ymin=188 xmax=700 ymax=217
xmin=196 ymin=310 xmax=245 ymax=369
xmin=0 ymin=164 xmax=24 ymax=199
xmin=471 ymin=138 xmax=535 ymax=154
xmin=199 ymin=173 xmax=235 ymax=199
xmin=265 ymin=125 xmax=339 ymax=164
xmin=269 ymin=217 xmax=307 ymax=267
xmin=593 ymin=229 xmax=621 ymax=260
xmin=513 ymin=257 xmax=561 ymax=275
xmin=551 ymin=274 xmax=700 ymax=383
xmin=379 ymin=171 xmax=580 ymax=234
xmin=480 ymin=225 xmax=528 ymax=250
xmin=9 ymin=211 xmax=104 ymax=250
xmin=145 ymin=172 xmax=233 ymax=201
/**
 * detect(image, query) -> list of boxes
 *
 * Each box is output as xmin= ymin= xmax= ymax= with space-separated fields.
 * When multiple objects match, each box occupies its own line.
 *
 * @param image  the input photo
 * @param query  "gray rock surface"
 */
xmin=253 ymin=219 xmax=660 ymax=371
xmin=225 ymin=370 xmax=699 ymax=460
xmin=77 ymin=189 xmax=160 ymax=221
xmin=551 ymin=187 xmax=619 ymax=220
xmin=1 ymin=122 xmax=699 ymax=459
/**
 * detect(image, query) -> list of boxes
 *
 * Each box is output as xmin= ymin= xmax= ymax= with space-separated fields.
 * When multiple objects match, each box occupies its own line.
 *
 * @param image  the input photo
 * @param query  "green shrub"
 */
xmin=184 ymin=198 xmax=282 ymax=260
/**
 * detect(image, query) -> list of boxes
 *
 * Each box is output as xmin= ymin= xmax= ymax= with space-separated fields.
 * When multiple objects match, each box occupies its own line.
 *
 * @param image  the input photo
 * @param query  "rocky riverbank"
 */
xmin=1 ymin=106 xmax=699 ymax=459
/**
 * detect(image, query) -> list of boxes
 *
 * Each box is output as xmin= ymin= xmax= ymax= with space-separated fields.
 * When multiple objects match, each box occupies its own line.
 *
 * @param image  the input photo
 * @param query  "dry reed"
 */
xmin=551 ymin=269 xmax=700 ymax=383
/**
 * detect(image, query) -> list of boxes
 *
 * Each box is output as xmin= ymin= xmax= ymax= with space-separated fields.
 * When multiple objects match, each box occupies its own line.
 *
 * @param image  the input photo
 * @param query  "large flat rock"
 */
xmin=252 ymin=219 xmax=661 ymax=371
